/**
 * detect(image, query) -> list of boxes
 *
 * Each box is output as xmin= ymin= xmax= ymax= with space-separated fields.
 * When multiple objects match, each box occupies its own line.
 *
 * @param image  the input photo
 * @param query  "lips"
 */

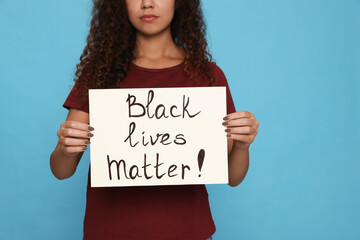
xmin=140 ymin=14 xmax=159 ymax=22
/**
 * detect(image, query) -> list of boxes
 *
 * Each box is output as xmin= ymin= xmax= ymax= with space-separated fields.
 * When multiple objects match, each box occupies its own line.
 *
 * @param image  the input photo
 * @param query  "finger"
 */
xmin=59 ymin=137 xmax=91 ymax=146
xmin=223 ymin=118 xmax=257 ymax=127
xmin=60 ymin=128 xmax=94 ymax=139
xmin=61 ymin=121 xmax=94 ymax=132
xmin=60 ymin=145 xmax=87 ymax=155
xmin=225 ymin=126 xmax=256 ymax=135
xmin=226 ymin=134 xmax=254 ymax=144
xmin=224 ymin=111 xmax=255 ymax=120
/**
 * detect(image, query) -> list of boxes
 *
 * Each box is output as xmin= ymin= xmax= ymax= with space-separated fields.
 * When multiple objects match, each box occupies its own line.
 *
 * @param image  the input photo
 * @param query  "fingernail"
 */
xmin=222 ymin=121 xmax=228 ymax=126
xmin=223 ymin=116 xmax=229 ymax=120
xmin=85 ymin=140 xmax=91 ymax=144
xmin=82 ymin=147 xmax=87 ymax=150
xmin=226 ymin=134 xmax=231 ymax=138
xmin=88 ymin=133 xmax=94 ymax=137
xmin=88 ymin=126 xmax=95 ymax=131
xmin=225 ymin=128 xmax=231 ymax=133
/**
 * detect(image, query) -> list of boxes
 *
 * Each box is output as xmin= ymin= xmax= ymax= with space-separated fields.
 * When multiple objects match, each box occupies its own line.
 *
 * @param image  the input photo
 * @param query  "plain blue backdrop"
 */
xmin=0 ymin=0 xmax=359 ymax=239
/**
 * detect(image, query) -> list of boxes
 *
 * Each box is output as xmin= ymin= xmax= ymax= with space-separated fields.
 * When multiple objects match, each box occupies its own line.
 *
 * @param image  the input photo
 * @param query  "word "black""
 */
xmin=126 ymin=90 xmax=201 ymax=119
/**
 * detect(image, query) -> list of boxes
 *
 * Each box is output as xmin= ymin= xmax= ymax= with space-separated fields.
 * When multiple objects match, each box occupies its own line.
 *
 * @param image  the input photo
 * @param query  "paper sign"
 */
xmin=89 ymin=87 xmax=228 ymax=187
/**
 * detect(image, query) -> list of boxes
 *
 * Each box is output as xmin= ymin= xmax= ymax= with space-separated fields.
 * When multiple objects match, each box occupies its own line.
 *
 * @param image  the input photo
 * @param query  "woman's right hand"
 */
xmin=57 ymin=120 xmax=94 ymax=157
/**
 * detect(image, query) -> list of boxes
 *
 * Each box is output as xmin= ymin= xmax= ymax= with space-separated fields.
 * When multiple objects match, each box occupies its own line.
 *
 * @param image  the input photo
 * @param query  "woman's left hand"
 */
xmin=222 ymin=111 xmax=259 ymax=150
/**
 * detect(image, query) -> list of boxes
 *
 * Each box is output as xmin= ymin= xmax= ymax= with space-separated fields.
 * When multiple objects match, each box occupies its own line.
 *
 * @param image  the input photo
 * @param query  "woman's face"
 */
xmin=125 ymin=0 xmax=176 ymax=36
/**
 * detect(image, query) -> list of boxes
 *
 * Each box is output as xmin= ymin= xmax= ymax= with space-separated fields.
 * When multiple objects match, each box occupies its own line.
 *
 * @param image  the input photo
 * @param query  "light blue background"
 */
xmin=0 ymin=0 xmax=359 ymax=239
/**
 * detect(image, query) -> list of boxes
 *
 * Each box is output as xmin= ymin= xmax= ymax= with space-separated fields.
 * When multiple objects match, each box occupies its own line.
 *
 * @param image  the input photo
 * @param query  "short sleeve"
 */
xmin=63 ymin=77 xmax=89 ymax=113
xmin=210 ymin=62 xmax=236 ymax=115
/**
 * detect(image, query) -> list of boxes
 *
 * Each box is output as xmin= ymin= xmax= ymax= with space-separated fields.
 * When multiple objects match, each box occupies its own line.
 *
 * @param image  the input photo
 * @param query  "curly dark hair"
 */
xmin=73 ymin=0 xmax=216 ymax=102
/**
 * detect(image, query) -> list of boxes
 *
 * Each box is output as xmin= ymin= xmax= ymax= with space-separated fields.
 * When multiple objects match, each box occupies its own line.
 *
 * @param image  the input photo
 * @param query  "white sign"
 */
xmin=89 ymin=87 xmax=228 ymax=187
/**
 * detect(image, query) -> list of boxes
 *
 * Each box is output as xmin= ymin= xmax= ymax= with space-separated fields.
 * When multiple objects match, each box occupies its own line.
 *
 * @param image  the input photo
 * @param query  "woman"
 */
xmin=50 ymin=0 xmax=259 ymax=239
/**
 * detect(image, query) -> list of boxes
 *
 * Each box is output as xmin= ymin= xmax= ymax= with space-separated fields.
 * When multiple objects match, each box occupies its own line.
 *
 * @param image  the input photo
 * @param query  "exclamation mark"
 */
xmin=198 ymin=149 xmax=205 ymax=177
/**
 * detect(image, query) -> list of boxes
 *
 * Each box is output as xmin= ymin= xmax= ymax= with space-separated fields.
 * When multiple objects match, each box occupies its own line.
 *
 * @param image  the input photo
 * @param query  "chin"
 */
xmin=135 ymin=22 xmax=170 ymax=37
xmin=139 ymin=29 xmax=162 ymax=36
xmin=139 ymin=30 xmax=167 ymax=37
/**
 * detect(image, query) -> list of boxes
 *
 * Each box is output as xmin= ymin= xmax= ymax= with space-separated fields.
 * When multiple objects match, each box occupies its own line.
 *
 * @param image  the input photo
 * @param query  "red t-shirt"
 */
xmin=63 ymin=61 xmax=236 ymax=240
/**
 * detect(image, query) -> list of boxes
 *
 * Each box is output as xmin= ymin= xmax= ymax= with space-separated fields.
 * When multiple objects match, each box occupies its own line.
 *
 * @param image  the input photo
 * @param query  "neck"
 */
xmin=133 ymin=26 xmax=182 ymax=61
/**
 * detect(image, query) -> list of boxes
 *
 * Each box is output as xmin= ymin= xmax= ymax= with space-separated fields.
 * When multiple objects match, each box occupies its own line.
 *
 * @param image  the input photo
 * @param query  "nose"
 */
xmin=141 ymin=0 xmax=154 ymax=9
